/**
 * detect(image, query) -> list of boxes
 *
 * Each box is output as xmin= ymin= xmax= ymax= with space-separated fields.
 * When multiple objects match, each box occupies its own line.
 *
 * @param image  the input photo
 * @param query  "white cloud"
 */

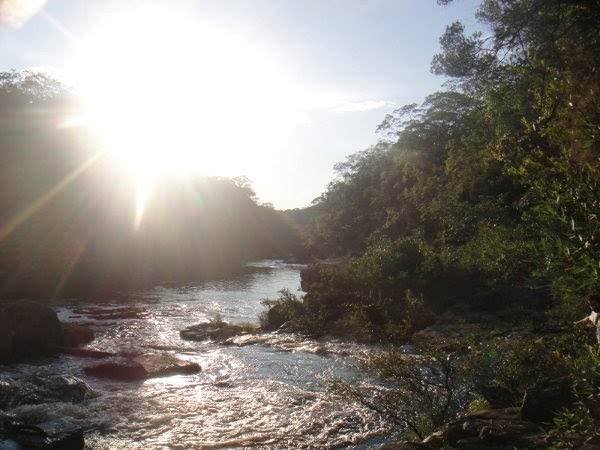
xmin=0 ymin=0 xmax=46 ymax=29
xmin=331 ymin=99 xmax=391 ymax=113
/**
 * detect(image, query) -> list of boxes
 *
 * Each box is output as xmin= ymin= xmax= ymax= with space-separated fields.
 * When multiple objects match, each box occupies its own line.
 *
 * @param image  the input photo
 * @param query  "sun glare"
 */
xmin=68 ymin=6 xmax=301 ymax=222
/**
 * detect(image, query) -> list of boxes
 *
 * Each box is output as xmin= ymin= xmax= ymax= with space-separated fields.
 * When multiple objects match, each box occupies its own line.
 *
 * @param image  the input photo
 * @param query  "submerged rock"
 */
xmin=0 ymin=301 xmax=62 ymax=364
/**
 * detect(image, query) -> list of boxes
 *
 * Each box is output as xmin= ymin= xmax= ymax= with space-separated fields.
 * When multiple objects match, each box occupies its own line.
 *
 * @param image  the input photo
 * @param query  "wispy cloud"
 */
xmin=331 ymin=99 xmax=392 ymax=113
xmin=0 ymin=0 xmax=46 ymax=29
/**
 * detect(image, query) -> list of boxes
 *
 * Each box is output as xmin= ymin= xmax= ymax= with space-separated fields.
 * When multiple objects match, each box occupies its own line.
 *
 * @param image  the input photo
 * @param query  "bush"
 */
xmin=549 ymin=346 xmax=600 ymax=449
xmin=330 ymin=342 xmax=471 ymax=440
xmin=259 ymin=288 xmax=303 ymax=330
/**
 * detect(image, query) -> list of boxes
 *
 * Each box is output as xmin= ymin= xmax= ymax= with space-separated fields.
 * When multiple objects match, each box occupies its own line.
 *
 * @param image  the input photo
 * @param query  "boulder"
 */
xmin=61 ymin=324 xmax=94 ymax=347
xmin=0 ymin=301 xmax=62 ymax=364
xmin=521 ymin=377 xmax=575 ymax=424
xmin=84 ymin=361 xmax=148 ymax=381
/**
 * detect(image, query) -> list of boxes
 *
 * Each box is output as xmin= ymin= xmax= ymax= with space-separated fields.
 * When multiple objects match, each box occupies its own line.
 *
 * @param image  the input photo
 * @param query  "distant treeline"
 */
xmin=0 ymin=71 xmax=303 ymax=298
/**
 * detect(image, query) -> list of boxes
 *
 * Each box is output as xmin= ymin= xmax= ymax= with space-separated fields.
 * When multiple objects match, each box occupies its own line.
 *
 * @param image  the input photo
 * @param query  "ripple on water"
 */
xmin=8 ymin=263 xmax=391 ymax=448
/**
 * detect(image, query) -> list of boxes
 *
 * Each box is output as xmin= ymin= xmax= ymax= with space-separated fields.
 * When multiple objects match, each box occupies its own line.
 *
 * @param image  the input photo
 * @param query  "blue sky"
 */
xmin=0 ymin=0 xmax=482 ymax=209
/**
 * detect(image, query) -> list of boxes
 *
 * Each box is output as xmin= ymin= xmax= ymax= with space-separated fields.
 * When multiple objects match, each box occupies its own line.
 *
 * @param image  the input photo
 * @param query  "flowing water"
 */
xmin=3 ymin=261 xmax=391 ymax=449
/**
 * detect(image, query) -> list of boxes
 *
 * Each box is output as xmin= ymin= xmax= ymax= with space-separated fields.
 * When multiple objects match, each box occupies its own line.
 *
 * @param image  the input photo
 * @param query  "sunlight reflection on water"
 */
xmin=9 ymin=261 xmax=390 ymax=448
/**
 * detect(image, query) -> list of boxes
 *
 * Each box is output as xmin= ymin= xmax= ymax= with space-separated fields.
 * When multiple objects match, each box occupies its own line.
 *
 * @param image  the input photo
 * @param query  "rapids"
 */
xmin=2 ymin=261 xmax=391 ymax=448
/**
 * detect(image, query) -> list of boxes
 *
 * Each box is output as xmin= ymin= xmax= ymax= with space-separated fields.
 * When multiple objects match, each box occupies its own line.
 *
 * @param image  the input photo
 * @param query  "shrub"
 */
xmin=259 ymin=288 xmax=305 ymax=330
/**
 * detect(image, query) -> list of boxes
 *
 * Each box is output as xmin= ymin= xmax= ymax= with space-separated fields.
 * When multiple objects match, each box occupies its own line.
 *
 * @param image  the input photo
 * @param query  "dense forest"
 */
xmin=262 ymin=0 xmax=600 ymax=340
xmin=0 ymin=70 xmax=303 ymax=298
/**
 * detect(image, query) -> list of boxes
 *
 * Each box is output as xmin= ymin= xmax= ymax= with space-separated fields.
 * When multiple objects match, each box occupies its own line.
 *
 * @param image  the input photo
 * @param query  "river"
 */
xmin=3 ymin=261 xmax=391 ymax=449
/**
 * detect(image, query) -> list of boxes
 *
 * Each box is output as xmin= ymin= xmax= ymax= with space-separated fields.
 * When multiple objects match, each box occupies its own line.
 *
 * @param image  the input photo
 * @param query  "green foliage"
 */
xmin=550 ymin=346 xmax=600 ymax=449
xmin=330 ymin=344 xmax=469 ymax=440
xmin=299 ymin=0 xmax=600 ymax=341
xmin=259 ymin=288 xmax=311 ymax=331
xmin=475 ymin=328 xmax=597 ymax=405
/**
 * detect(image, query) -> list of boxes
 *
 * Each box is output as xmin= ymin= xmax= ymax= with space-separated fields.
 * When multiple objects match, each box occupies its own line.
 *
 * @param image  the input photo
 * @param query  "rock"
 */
xmin=84 ymin=354 xmax=201 ymax=381
xmin=61 ymin=324 xmax=94 ymax=347
xmin=521 ymin=377 xmax=575 ymax=424
xmin=0 ymin=375 xmax=95 ymax=409
xmin=0 ymin=301 xmax=62 ymax=364
xmin=50 ymin=375 xmax=96 ymax=403
xmin=134 ymin=354 xmax=201 ymax=378
xmin=224 ymin=334 xmax=271 ymax=347
xmin=84 ymin=360 xmax=148 ymax=381
xmin=180 ymin=321 xmax=245 ymax=342
xmin=263 ymin=304 xmax=291 ymax=330
xmin=0 ymin=414 xmax=84 ymax=450
xmin=0 ymin=376 xmax=41 ymax=409
xmin=277 ymin=320 xmax=304 ymax=333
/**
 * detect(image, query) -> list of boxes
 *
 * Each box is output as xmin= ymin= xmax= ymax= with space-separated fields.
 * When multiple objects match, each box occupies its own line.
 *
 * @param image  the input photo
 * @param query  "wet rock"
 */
xmin=521 ymin=377 xmax=575 ymax=424
xmin=276 ymin=320 xmax=304 ymax=334
xmin=0 ymin=375 xmax=96 ymax=409
xmin=134 ymin=354 xmax=201 ymax=378
xmin=180 ymin=321 xmax=245 ymax=342
xmin=50 ymin=375 xmax=96 ymax=403
xmin=0 ymin=413 xmax=84 ymax=449
xmin=84 ymin=360 xmax=148 ymax=381
xmin=0 ymin=376 xmax=41 ymax=409
xmin=224 ymin=334 xmax=271 ymax=347
xmin=0 ymin=301 xmax=62 ymax=364
xmin=61 ymin=324 xmax=94 ymax=348
xmin=58 ymin=347 xmax=116 ymax=358
xmin=84 ymin=354 xmax=200 ymax=381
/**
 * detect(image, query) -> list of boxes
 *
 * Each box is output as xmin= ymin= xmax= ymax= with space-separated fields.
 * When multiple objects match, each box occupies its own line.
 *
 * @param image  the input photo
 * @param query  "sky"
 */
xmin=0 ymin=0 xmax=482 ymax=209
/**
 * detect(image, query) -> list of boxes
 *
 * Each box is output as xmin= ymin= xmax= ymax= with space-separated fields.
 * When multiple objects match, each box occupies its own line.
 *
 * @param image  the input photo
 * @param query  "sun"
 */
xmin=68 ymin=6 xmax=301 ymax=223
